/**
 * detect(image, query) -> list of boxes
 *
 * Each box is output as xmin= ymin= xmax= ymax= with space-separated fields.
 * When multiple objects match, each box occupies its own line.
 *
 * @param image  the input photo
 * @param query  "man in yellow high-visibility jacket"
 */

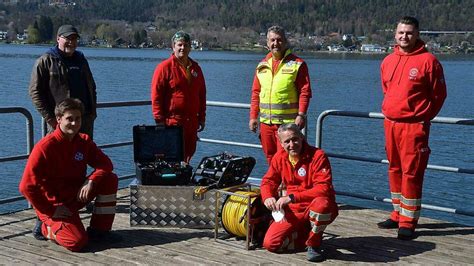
xmin=249 ymin=25 xmax=312 ymax=164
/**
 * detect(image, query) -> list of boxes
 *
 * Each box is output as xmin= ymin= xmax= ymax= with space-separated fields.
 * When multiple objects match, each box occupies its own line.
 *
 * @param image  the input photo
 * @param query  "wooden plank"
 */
xmin=111 ymin=227 xmax=249 ymax=265
xmin=1 ymin=189 xmax=473 ymax=265
xmin=195 ymin=236 xmax=314 ymax=265
xmin=3 ymin=234 xmax=133 ymax=265
xmin=325 ymin=213 xmax=474 ymax=264
xmin=0 ymin=240 xmax=74 ymax=264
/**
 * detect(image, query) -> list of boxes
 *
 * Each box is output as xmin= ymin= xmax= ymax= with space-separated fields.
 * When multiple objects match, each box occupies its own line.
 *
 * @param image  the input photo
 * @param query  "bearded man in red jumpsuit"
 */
xmin=151 ymin=31 xmax=206 ymax=163
xmin=260 ymin=123 xmax=338 ymax=262
xmin=19 ymin=98 xmax=119 ymax=252
xmin=378 ymin=16 xmax=447 ymax=240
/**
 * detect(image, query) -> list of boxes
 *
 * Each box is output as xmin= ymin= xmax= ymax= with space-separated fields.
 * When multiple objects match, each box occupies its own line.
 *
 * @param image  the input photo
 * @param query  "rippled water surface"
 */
xmin=1 ymin=44 xmax=473 ymax=225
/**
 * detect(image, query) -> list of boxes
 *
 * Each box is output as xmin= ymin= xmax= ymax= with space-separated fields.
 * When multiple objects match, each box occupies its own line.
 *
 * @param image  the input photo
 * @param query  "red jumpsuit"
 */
xmin=381 ymin=40 xmax=447 ymax=229
xmin=151 ymin=54 xmax=206 ymax=162
xmin=260 ymin=142 xmax=338 ymax=252
xmin=250 ymin=51 xmax=311 ymax=164
xmin=19 ymin=127 xmax=118 ymax=252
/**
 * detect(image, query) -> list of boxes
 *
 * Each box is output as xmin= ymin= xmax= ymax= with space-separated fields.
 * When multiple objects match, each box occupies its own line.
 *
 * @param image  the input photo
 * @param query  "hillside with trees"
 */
xmin=0 ymin=0 xmax=473 ymax=51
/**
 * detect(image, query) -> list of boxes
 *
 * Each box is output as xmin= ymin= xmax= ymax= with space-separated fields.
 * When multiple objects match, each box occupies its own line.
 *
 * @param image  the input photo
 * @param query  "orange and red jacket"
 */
xmin=260 ymin=142 xmax=336 ymax=213
xmin=151 ymin=54 xmax=206 ymax=126
xmin=19 ymin=127 xmax=113 ymax=217
xmin=249 ymin=51 xmax=312 ymax=121
xmin=381 ymin=40 xmax=447 ymax=122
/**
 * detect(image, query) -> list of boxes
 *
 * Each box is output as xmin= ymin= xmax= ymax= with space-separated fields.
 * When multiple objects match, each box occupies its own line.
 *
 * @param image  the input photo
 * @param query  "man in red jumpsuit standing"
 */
xmin=151 ymin=31 xmax=206 ymax=163
xmin=378 ymin=16 xmax=447 ymax=240
xmin=19 ymin=98 xmax=119 ymax=252
xmin=260 ymin=123 xmax=338 ymax=262
xmin=249 ymin=25 xmax=312 ymax=165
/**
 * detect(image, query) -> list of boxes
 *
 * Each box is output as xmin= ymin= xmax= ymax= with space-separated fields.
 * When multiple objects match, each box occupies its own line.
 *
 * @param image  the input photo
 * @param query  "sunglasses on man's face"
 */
xmin=60 ymin=35 xmax=79 ymax=42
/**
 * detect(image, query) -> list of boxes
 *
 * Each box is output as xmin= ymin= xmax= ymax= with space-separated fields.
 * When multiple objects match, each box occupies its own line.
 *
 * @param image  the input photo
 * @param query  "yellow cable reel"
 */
xmin=221 ymin=189 xmax=261 ymax=238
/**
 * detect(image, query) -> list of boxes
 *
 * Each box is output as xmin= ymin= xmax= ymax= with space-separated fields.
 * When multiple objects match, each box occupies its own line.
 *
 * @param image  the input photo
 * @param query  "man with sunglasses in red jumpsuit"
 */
xmin=260 ymin=123 xmax=338 ymax=262
xmin=19 ymin=98 xmax=119 ymax=252
xmin=378 ymin=16 xmax=447 ymax=240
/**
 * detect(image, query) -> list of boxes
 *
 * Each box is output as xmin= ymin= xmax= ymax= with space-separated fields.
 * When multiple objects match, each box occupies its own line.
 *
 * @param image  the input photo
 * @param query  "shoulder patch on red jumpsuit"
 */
xmin=74 ymin=152 xmax=84 ymax=161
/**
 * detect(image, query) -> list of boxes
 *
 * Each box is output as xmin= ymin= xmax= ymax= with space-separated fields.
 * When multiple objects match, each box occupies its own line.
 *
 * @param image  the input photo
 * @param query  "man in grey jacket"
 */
xmin=29 ymin=24 xmax=97 ymax=139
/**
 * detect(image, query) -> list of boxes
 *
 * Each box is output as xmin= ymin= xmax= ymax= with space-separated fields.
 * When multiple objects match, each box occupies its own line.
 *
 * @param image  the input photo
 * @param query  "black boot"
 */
xmin=377 ymin=218 xmax=398 ymax=229
xmin=33 ymin=218 xmax=47 ymax=241
xmin=398 ymin=227 xmax=416 ymax=240
xmin=307 ymin=246 xmax=325 ymax=262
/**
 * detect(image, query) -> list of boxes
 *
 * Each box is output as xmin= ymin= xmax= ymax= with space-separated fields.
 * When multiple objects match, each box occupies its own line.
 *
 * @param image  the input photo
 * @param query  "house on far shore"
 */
xmin=327 ymin=44 xmax=347 ymax=52
xmin=16 ymin=29 xmax=28 ymax=41
xmin=0 ymin=31 xmax=8 ymax=40
xmin=361 ymin=44 xmax=385 ymax=52
xmin=145 ymin=23 xmax=157 ymax=33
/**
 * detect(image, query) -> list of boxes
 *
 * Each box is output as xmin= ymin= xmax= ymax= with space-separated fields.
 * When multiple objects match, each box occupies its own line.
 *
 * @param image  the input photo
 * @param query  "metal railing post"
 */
xmin=2 ymin=102 xmax=473 ymax=218
xmin=0 ymin=107 xmax=34 ymax=161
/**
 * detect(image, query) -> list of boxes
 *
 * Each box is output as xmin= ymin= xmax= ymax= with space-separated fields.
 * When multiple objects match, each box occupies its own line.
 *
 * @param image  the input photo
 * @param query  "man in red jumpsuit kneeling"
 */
xmin=260 ymin=123 xmax=338 ymax=262
xmin=19 ymin=98 xmax=120 ymax=252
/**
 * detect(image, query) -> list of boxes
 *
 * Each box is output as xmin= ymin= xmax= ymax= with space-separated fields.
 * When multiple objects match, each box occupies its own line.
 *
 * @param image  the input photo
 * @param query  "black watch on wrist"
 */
xmin=288 ymin=194 xmax=295 ymax=203
xmin=297 ymin=113 xmax=306 ymax=118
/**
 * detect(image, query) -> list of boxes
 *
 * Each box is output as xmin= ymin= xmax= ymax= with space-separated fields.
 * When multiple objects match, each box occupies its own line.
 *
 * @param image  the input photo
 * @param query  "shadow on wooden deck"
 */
xmin=1 ymin=189 xmax=473 ymax=265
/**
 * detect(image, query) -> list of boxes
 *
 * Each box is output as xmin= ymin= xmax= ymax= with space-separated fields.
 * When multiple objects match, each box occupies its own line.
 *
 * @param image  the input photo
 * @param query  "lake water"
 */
xmin=1 ymin=44 xmax=473 ymax=226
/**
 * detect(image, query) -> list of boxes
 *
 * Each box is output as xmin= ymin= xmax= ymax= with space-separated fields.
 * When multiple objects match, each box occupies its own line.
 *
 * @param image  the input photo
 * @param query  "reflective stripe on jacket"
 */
xmin=256 ymin=49 xmax=301 ymax=124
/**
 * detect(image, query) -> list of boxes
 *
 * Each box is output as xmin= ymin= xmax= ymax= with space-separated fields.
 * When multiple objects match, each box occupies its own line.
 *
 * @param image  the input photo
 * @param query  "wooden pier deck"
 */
xmin=1 ymin=188 xmax=473 ymax=265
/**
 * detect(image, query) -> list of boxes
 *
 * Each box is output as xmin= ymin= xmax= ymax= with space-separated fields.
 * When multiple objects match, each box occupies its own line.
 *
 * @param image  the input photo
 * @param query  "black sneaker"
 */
xmin=307 ymin=246 xmax=325 ymax=262
xmin=377 ymin=219 xmax=399 ymax=229
xmin=398 ymin=227 xmax=416 ymax=240
xmin=32 ymin=218 xmax=47 ymax=241
xmin=85 ymin=202 xmax=94 ymax=213
xmin=87 ymin=227 xmax=122 ymax=243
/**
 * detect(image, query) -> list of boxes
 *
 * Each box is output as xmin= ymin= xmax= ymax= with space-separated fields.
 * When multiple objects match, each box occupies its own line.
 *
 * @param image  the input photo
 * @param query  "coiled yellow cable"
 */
xmin=221 ymin=189 xmax=260 ymax=237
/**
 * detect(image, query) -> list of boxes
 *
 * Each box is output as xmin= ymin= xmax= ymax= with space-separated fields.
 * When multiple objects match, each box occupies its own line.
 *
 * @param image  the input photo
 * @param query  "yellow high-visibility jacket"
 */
xmin=256 ymin=49 xmax=303 ymax=124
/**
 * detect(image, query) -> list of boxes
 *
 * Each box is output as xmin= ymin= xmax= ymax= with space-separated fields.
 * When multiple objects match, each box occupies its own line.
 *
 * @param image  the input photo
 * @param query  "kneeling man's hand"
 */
xmin=264 ymin=197 xmax=277 ymax=211
xmin=275 ymin=196 xmax=292 ymax=211
xmin=78 ymin=179 xmax=95 ymax=203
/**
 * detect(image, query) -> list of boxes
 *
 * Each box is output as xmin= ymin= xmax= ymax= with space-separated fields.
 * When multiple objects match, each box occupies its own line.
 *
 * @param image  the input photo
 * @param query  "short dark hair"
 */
xmin=398 ymin=16 xmax=419 ymax=30
xmin=54 ymin=98 xmax=84 ymax=117
xmin=267 ymin=25 xmax=287 ymax=41
xmin=277 ymin=123 xmax=304 ymax=139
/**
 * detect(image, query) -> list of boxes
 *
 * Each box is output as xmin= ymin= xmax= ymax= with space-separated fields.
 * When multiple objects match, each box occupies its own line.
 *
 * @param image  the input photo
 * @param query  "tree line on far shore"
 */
xmin=1 ymin=0 xmax=473 ymax=51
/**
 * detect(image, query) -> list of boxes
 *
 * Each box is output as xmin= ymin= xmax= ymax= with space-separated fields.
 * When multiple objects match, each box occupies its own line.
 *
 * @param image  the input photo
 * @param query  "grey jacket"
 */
xmin=28 ymin=46 xmax=97 ymax=123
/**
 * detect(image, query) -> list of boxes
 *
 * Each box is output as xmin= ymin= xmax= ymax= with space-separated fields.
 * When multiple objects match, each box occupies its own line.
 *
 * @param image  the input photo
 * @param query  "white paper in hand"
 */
xmin=272 ymin=209 xmax=285 ymax=222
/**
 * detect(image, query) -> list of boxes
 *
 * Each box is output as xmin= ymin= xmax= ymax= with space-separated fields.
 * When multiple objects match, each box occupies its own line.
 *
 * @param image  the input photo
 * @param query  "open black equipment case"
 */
xmin=192 ymin=152 xmax=256 ymax=190
xmin=133 ymin=125 xmax=192 ymax=185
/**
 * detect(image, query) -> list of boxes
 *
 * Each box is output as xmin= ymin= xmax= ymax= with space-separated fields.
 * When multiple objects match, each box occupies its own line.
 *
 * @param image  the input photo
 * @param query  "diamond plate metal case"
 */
xmin=130 ymin=185 xmax=216 ymax=228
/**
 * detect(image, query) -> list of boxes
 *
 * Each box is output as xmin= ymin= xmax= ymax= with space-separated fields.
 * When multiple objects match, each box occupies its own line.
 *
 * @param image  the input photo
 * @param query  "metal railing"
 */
xmin=0 ymin=107 xmax=34 ymax=206
xmin=315 ymin=110 xmax=474 ymax=216
xmin=0 ymin=107 xmax=34 ymax=163
xmin=1 ymin=102 xmax=473 ymax=218
xmin=1 ymin=100 xmax=261 ymax=207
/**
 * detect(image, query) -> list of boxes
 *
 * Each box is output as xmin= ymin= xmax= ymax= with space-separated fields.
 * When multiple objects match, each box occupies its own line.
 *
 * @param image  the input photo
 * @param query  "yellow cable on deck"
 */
xmin=221 ymin=189 xmax=260 ymax=237
xmin=194 ymin=186 xmax=209 ymax=196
